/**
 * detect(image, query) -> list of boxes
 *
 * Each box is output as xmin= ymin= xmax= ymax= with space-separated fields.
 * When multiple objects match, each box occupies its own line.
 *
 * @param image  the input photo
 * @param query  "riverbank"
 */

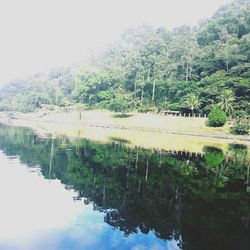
xmin=0 ymin=110 xmax=249 ymax=154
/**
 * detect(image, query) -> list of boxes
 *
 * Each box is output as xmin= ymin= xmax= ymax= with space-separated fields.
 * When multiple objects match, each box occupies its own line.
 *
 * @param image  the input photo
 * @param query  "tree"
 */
xmin=218 ymin=90 xmax=235 ymax=116
xmin=0 ymin=0 xmax=249 ymax=117
xmin=73 ymin=71 xmax=112 ymax=106
xmin=109 ymin=91 xmax=134 ymax=115
xmin=140 ymin=36 xmax=169 ymax=104
xmin=184 ymin=95 xmax=200 ymax=116
xmin=169 ymin=25 xmax=199 ymax=81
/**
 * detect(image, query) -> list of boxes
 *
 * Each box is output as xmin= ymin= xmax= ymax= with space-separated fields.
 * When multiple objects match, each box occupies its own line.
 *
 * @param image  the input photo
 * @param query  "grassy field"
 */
xmin=0 ymin=110 xmax=249 ymax=156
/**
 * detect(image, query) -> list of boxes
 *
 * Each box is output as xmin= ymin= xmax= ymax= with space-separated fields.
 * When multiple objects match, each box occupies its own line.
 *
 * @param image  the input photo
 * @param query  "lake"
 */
xmin=0 ymin=124 xmax=249 ymax=250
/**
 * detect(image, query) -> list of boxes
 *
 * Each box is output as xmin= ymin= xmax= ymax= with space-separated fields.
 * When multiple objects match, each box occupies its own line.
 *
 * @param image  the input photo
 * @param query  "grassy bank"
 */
xmin=0 ymin=110 xmax=249 ymax=155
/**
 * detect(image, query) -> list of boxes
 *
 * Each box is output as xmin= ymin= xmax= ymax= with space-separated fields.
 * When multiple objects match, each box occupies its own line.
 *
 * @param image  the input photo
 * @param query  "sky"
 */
xmin=0 ymin=0 xmax=231 ymax=84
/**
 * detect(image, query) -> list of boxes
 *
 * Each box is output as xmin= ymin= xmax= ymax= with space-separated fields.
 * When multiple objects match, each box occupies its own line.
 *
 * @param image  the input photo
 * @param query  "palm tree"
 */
xmin=218 ymin=90 xmax=235 ymax=116
xmin=185 ymin=95 xmax=200 ymax=116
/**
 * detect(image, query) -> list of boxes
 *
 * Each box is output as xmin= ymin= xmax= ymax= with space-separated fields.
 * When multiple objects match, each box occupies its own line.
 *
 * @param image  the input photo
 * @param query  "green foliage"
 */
xmin=109 ymin=91 xmax=134 ymax=114
xmin=233 ymin=109 xmax=247 ymax=118
xmin=72 ymin=71 xmax=113 ymax=106
xmin=0 ymin=66 xmax=77 ymax=112
xmin=137 ymin=104 xmax=157 ymax=113
xmin=184 ymin=94 xmax=200 ymax=115
xmin=231 ymin=117 xmax=250 ymax=134
xmin=218 ymin=90 xmax=235 ymax=115
xmin=204 ymin=147 xmax=224 ymax=168
xmin=0 ymin=0 xmax=249 ymax=116
xmin=208 ymin=107 xmax=227 ymax=127
xmin=73 ymin=103 xmax=88 ymax=111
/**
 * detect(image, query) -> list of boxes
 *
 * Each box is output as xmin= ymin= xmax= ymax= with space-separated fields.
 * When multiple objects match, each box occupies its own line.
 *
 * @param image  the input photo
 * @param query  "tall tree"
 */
xmin=218 ymin=89 xmax=235 ymax=116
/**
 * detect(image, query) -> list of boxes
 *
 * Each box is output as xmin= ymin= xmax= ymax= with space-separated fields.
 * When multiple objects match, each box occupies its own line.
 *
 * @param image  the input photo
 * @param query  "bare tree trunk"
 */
xmin=152 ymin=76 xmax=156 ymax=103
xmin=226 ymin=43 xmax=229 ymax=73
xmin=141 ymin=88 xmax=144 ymax=105
xmin=145 ymin=160 xmax=149 ymax=182
xmin=247 ymin=164 xmax=249 ymax=185
xmin=49 ymin=138 xmax=54 ymax=179
xmin=123 ymin=193 xmax=127 ymax=207
xmin=189 ymin=57 xmax=193 ymax=79
xmin=141 ymin=76 xmax=144 ymax=106
xmin=126 ymin=159 xmax=130 ymax=189
xmin=147 ymin=68 xmax=150 ymax=80
xmin=138 ymin=180 xmax=141 ymax=193
xmin=135 ymin=152 xmax=139 ymax=170
xmin=185 ymin=61 xmax=189 ymax=81
xmin=158 ymin=152 xmax=162 ymax=168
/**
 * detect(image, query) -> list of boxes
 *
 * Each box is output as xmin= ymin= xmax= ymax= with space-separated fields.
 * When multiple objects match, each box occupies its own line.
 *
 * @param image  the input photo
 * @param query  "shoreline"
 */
xmin=1 ymin=110 xmax=249 ymax=141
xmin=0 ymin=110 xmax=249 ymax=155
xmin=74 ymin=121 xmax=250 ymax=142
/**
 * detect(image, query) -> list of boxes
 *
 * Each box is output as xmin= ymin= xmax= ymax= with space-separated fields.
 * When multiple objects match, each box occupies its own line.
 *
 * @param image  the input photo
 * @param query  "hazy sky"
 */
xmin=0 ymin=0 xmax=231 ymax=84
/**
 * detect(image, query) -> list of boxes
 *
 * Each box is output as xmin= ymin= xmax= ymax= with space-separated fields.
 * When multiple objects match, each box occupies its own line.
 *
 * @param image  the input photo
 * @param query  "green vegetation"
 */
xmin=108 ymin=91 xmax=134 ymax=115
xmin=204 ymin=146 xmax=224 ymax=167
xmin=0 ymin=0 xmax=249 ymax=121
xmin=231 ymin=117 xmax=250 ymax=134
xmin=0 ymin=124 xmax=249 ymax=250
xmin=184 ymin=94 xmax=200 ymax=116
xmin=208 ymin=107 xmax=227 ymax=127
xmin=218 ymin=90 xmax=235 ymax=116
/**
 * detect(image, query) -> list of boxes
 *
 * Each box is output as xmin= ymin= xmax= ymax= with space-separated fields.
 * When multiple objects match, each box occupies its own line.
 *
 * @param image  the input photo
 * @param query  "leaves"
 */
xmin=0 ymin=1 xmax=249 ymax=116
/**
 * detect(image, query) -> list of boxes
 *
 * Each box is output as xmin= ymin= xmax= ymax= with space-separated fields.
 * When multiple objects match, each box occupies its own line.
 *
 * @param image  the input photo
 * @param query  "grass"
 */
xmin=0 ymin=109 xmax=249 ymax=157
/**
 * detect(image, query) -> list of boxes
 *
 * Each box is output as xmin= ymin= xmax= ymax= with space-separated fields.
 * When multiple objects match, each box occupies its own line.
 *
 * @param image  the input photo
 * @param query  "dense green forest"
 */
xmin=0 ymin=124 xmax=249 ymax=250
xmin=0 ymin=0 xmax=249 ymax=117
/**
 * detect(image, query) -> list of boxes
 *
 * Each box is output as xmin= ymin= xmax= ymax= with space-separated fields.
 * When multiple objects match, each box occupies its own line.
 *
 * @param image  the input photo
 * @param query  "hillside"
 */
xmin=0 ymin=0 xmax=249 ymax=118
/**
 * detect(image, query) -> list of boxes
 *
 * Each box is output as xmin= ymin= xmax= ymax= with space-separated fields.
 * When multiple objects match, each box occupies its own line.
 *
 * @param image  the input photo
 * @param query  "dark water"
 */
xmin=0 ymin=125 xmax=249 ymax=250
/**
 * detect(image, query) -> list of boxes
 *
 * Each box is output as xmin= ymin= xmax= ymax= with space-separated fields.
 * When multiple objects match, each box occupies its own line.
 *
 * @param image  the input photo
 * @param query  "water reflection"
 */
xmin=0 ymin=124 xmax=249 ymax=250
xmin=0 ymin=151 xmax=84 ymax=249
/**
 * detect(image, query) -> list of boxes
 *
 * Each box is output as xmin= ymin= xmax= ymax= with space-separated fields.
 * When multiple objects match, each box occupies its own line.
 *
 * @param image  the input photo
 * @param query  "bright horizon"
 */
xmin=0 ymin=0 xmax=231 ymax=84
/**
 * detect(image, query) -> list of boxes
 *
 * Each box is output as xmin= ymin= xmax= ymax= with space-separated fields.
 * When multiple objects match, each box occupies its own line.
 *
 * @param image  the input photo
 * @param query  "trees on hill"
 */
xmin=0 ymin=0 xmax=249 ymax=117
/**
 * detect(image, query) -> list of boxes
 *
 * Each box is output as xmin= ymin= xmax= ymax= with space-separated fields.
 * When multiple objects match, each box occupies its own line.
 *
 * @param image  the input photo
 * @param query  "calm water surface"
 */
xmin=0 ymin=125 xmax=249 ymax=250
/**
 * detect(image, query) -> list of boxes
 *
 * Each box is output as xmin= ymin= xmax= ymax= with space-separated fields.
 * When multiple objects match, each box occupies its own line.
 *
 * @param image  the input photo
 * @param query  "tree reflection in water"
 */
xmin=0 ymin=124 xmax=249 ymax=250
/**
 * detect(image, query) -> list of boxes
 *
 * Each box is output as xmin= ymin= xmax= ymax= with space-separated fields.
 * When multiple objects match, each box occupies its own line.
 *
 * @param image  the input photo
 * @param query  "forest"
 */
xmin=0 ymin=0 xmax=249 ymax=120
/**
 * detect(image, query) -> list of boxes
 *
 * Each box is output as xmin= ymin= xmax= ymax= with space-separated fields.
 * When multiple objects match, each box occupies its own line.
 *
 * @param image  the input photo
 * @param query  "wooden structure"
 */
xmin=160 ymin=110 xmax=181 ymax=116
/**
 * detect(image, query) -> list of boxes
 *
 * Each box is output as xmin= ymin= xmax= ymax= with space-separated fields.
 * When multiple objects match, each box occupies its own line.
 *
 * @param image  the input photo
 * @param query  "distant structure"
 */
xmin=160 ymin=110 xmax=181 ymax=116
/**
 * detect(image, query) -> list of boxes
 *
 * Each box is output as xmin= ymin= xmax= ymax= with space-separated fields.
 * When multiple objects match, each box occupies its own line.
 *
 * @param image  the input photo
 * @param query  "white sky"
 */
xmin=0 ymin=0 xmax=231 ymax=84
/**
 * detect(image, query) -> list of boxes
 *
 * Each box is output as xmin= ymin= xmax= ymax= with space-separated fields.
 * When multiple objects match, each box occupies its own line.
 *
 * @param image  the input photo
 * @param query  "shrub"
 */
xmin=232 ymin=110 xmax=247 ymax=118
xmin=208 ymin=107 xmax=227 ymax=127
xmin=137 ymin=105 xmax=157 ymax=113
xmin=204 ymin=146 xmax=224 ymax=168
xmin=167 ymin=102 xmax=183 ymax=111
xmin=108 ymin=92 xmax=133 ymax=114
xmin=231 ymin=117 xmax=249 ymax=135
xmin=73 ymin=103 xmax=87 ymax=111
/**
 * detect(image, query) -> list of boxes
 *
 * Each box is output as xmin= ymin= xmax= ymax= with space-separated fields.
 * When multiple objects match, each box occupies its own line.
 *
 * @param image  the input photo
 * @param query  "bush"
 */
xmin=137 ymin=105 xmax=157 ymax=113
xmin=204 ymin=146 xmax=224 ymax=168
xmin=232 ymin=110 xmax=247 ymax=118
xmin=73 ymin=103 xmax=87 ymax=111
xmin=231 ymin=117 xmax=249 ymax=135
xmin=208 ymin=107 xmax=227 ymax=127
xmin=108 ymin=92 xmax=133 ymax=114
xmin=167 ymin=102 xmax=183 ymax=111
